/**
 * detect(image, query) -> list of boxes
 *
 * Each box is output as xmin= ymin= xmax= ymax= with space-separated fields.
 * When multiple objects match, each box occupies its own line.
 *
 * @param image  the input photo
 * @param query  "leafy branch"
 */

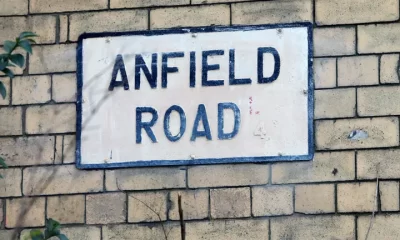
xmin=0 ymin=31 xmax=37 ymax=98
xmin=22 ymin=218 xmax=68 ymax=240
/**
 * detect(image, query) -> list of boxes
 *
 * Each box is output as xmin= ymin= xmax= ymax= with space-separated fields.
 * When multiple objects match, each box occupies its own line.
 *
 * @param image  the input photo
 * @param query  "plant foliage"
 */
xmin=22 ymin=219 xmax=69 ymax=240
xmin=0 ymin=31 xmax=37 ymax=99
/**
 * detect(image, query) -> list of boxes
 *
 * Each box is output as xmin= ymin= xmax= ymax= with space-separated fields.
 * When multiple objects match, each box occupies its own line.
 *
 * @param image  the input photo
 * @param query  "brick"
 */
xmin=358 ymin=215 xmax=400 ymax=240
xmin=380 ymin=181 xmax=399 ymax=211
xmin=315 ymin=0 xmax=399 ymax=25
xmin=151 ymin=5 xmax=230 ymax=29
xmin=0 ymin=16 xmax=56 ymax=44
xmin=30 ymin=44 xmax=76 ymax=74
xmin=0 ymin=230 xmax=16 ymax=240
xmin=0 ymin=107 xmax=22 ymax=135
xmin=314 ymin=88 xmax=356 ymax=119
xmin=26 ymin=104 xmax=76 ymax=134
xmin=186 ymin=219 xmax=269 ymax=240
xmin=314 ymin=27 xmax=355 ymax=56
xmin=60 ymin=15 xmax=68 ymax=43
xmin=111 ymin=0 xmax=188 ymax=8
xmin=316 ymin=117 xmax=399 ymax=150
xmin=272 ymin=151 xmax=355 ymax=184
xmin=12 ymin=75 xmax=51 ymax=104
xmin=106 ymin=167 xmax=185 ymax=191
xmin=381 ymin=54 xmax=400 ymax=84
xmin=271 ymin=215 xmax=355 ymax=240
xmin=6 ymin=197 xmax=45 ymax=228
xmin=128 ymin=192 xmax=167 ymax=223
xmin=358 ymin=86 xmax=400 ymax=116
xmin=337 ymin=182 xmax=376 ymax=212
xmin=338 ymin=56 xmax=379 ymax=86
xmin=0 ymin=77 xmax=10 ymax=105
xmin=0 ymin=136 xmax=54 ymax=166
xmin=252 ymin=186 xmax=293 ymax=217
xmin=188 ymin=164 xmax=268 ymax=188
xmin=86 ymin=193 xmax=126 ymax=224
xmin=54 ymin=135 xmax=63 ymax=164
xmin=313 ymin=58 xmax=336 ymax=89
xmin=210 ymin=188 xmax=250 ymax=219
xmin=52 ymin=74 xmax=76 ymax=102
xmin=47 ymin=195 xmax=85 ymax=223
xmin=0 ymin=0 xmax=28 ymax=15
xmin=0 ymin=168 xmax=22 ymax=197
xmin=0 ymin=200 xmax=2 ymax=225
xmin=60 ymin=226 xmax=101 ymax=240
xmin=295 ymin=184 xmax=335 ymax=214
xmin=103 ymin=224 xmax=181 ymax=240
xmin=30 ymin=0 xmax=107 ymax=13
xmin=232 ymin=0 xmax=312 ymax=25
xmin=358 ymin=149 xmax=400 ymax=179
xmin=63 ymin=135 xmax=76 ymax=163
xmin=23 ymin=165 xmax=103 ymax=195
xmin=358 ymin=23 xmax=400 ymax=54
xmin=169 ymin=190 xmax=208 ymax=220
xmin=193 ymin=0 xmax=242 ymax=3
xmin=69 ymin=10 xmax=148 ymax=41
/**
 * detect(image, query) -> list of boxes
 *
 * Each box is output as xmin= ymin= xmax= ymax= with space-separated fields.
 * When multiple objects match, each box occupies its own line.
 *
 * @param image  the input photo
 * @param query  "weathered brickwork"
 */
xmin=313 ymin=58 xmax=336 ymax=89
xmin=232 ymin=0 xmax=312 ymax=25
xmin=313 ymin=27 xmax=356 ymax=56
xmin=86 ymin=193 xmax=126 ymax=224
xmin=151 ymin=5 xmax=230 ymax=29
xmin=69 ymin=10 xmax=148 ymax=41
xmin=128 ymin=191 xmax=167 ymax=222
xmin=253 ymin=185 xmax=293 ymax=216
xmin=315 ymin=0 xmax=399 ymax=25
xmin=0 ymin=0 xmax=400 ymax=239
xmin=295 ymin=184 xmax=335 ymax=214
xmin=314 ymin=88 xmax=356 ymax=119
xmin=47 ymin=195 xmax=85 ymax=223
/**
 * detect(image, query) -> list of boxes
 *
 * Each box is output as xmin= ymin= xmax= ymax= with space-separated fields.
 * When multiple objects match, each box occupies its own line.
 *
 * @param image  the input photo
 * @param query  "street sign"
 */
xmin=76 ymin=23 xmax=313 ymax=169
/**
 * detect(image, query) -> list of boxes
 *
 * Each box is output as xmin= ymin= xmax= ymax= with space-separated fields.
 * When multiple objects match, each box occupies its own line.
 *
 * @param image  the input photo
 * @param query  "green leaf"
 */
xmin=3 ymin=41 xmax=16 ymax=54
xmin=18 ymin=40 xmax=32 ymax=54
xmin=1 ymin=68 xmax=14 ymax=79
xmin=19 ymin=32 xmax=38 ymax=39
xmin=30 ymin=229 xmax=44 ymax=240
xmin=9 ymin=54 xmax=24 ymax=68
xmin=0 ymin=157 xmax=8 ymax=168
xmin=45 ymin=218 xmax=61 ymax=238
xmin=32 ymin=236 xmax=44 ymax=240
xmin=0 ymin=82 xmax=6 ymax=99
xmin=7 ymin=62 xmax=16 ymax=67
xmin=27 ymin=38 xmax=37 ymax=44
xmin=47 ymin=218 xmax=61 ymax=231
xmin=58 ymin=234 xmax=69 ymax=240
xmin=0 ymin=54 xmax=7 ymax=61
xmin=0 ymin=61 xmax=7 ymax=71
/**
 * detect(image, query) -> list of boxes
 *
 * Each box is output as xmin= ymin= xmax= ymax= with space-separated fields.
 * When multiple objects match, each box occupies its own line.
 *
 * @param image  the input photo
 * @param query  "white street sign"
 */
xmin=76 ymin=23 xmax=313 ymax=168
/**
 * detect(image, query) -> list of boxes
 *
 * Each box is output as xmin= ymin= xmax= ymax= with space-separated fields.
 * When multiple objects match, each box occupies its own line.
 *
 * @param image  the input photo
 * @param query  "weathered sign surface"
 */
xmin=76 ymin=23 xmax=313 ymax=168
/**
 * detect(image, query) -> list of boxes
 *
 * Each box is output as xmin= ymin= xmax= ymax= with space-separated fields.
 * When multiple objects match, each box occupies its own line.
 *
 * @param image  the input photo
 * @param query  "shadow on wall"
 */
xmin=6 ymin=43 xmax=121 ymax=239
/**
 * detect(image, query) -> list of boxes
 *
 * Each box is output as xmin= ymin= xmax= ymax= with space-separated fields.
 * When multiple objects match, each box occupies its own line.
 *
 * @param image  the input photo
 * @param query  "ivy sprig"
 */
xmin=0 ymin=31 xmax=37 ymax=99
xmin=25 ymin=219 xmax=68 ymax=240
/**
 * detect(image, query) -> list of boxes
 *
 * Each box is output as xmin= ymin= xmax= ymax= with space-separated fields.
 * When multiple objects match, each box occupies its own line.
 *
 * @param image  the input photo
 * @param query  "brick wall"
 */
xmin=1 ymin=0 xmax=400 ymax=239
